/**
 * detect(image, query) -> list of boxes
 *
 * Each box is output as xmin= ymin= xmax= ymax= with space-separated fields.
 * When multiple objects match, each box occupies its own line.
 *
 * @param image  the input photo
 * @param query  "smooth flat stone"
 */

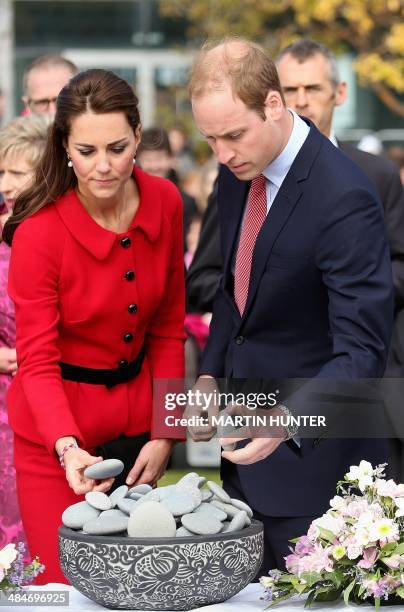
xmin=117 ymin=498 xmax=138 ymax=515
xmin=226 ymin=510 xmax=248 ymax=533
xmin=109 ymin=485 xmax=128 ymax=508
xmin=135 ymin=489 xmax=161 ymax=504
xmin=84 ymin=459 xmax=124 ymax=480
xmin=62 ymin=501 xmax=100 ymax=529
xmin=230 ymin=498 xmax=253 ymax=518
xmin=127 ymin=501 xmax=176 ymax=537
xmin=211 ymin=500 xmax=238 ymax=519
xmin=161 ymin=492 xmax=196 ymax=516
xmin=222 ymin=443 xmax=237 ymax=452
xmin=100 ymin=509 xmax=128 ymax=520
xmin=181 ymin=513 xmax=223 ymax=535
xmin=175 ymin=483 xmax=202 ymax=508
xmin=176 ymin=526 xmax=194 ymax=537
xmin=194 ymin=502 xmax=227 ymax=522
xmin=83 ymin=513 xmax=128 ymax=535
xmin=85 ymin=491 xmax=112 ymax=511
xmin=156 ymin=485 xmax=177 ymax=499
xmin=221 ymin=521 xmax=231 ymax=532
xmin=127 ymin=484 xmax=152 ymax=496
xmin=128 ymin=492 xmax=143 ymax=500
xmin=202 ymin=489 xmax=213 ymax=501
xmin=177 ymin=473 xmax=199 ymax=486
xmin=207 ymin=481 xmax=231 ymax=503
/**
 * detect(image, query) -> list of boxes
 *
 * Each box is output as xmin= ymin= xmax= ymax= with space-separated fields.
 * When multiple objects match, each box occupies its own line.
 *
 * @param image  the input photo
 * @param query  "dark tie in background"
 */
xmin=234 ymin=174 xmax=267 ymax=315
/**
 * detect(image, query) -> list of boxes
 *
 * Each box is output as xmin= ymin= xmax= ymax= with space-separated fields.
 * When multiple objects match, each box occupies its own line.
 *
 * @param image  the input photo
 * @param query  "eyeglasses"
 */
xmin=28 ymin=96 xmax=58 ymax=112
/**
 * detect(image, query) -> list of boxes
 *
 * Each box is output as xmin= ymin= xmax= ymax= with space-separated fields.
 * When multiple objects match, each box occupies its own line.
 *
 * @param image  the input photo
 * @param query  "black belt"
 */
xmin=59 ymin=346 xmax=145 ymax=389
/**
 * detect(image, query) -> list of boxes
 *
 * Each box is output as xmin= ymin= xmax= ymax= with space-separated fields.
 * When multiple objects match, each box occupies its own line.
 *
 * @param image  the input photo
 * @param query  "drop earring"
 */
xmin=67 ymin=154 xmax=73 ymax=168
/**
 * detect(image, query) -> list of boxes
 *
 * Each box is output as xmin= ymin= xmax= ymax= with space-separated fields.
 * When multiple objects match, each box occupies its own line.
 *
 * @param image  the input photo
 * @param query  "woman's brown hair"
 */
xmin=3 ymin=69 xmax=140 ymax=245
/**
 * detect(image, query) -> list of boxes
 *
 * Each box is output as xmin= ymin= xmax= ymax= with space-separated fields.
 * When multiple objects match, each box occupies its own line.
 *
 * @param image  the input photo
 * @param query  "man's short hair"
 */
xmin=138 ymin=127 xmax=172 ymax=156
xmin=276 ymin=40 xmax=341 ymax=89
xmin=189 ymin=36 xmax=285 ymax=119
xmin=23 ymin=55 xmax=78 ymax=95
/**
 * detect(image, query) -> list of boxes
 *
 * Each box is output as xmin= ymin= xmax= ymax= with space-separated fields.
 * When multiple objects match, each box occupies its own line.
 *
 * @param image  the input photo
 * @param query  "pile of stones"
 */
xmin=62 ymin=459 xmax=253 ymax=538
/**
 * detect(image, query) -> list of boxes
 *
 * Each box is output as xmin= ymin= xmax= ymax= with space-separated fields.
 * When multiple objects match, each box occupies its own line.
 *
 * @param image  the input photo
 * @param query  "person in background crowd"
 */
xmin=168 ymin=125 xmax=196 ymax=178
xmin=276 ymin=39 xmax=404 ymax=481
xmin=188 ymin=36 xmax=393 ymax=576
xmin=388 ymin=146 xmax=404 ymax=185
xmin=22 ymin=55 xmax=77 ymax=115
xmin=4 ymin=69 xmax=185 ymax=583
xmin=137 ymin=127 xmax=198 ymax=248
xmin=0 ymin=89 xmax=5 ymax=127
xmin=0 ymin=114 xmax=51 ymax=550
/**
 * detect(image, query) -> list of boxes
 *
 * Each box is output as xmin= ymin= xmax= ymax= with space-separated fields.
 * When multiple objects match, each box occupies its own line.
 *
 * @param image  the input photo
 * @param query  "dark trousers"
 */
xmin=222 ymin=467 xmax=317 ymax=580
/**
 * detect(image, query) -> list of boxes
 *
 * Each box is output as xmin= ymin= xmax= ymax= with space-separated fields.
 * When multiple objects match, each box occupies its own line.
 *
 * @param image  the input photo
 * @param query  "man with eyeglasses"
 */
xmin=22 ymin=55 xmax=77 ymax=115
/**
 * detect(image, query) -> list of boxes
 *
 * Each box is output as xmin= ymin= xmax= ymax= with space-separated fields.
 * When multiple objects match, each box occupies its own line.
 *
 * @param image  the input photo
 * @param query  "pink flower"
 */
xmin=357 ymin=546 xmax=377 ymax=569
xmin=285 ymin=553 xmax=300 ymax=574
xmin=295 ymin=536 xmax=315 ymax=556
xmin=307 ymin=523 xmax=319 ymax=542
xmin=346 ymin=500 xmax=369 ymax=518
xmin=383 ymin=554 xmax=404 ymax=569
xmin=298 ymin=545 xmax=333 ymax=574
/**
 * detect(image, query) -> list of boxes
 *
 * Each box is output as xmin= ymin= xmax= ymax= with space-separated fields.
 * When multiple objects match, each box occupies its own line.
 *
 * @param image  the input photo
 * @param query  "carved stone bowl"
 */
xmin=59 ymin=521 xmax=263 ymax=610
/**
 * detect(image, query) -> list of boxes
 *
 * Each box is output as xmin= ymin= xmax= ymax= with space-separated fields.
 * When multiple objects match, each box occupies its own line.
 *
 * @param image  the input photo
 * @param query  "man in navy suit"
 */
xmin=189 ymin=37 xmax=394 ymax=576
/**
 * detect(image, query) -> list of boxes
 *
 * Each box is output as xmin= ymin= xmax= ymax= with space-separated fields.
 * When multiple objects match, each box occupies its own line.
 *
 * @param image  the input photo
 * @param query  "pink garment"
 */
xmin=0 ymin=239 xmax=26 ymax=548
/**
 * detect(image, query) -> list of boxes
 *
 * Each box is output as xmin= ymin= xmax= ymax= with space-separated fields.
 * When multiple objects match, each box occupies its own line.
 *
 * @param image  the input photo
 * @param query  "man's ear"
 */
xmin=264 ymin=90 xmax=284 ymax=121
xmin=334 ymin=81 xmax=347 ymax=107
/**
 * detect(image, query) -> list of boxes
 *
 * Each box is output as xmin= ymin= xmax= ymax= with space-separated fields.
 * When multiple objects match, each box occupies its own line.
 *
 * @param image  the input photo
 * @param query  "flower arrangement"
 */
xmin=0 ymin=542 xmax=44 ymax=591
xmin=261 ymin=462 xmax=404 ymax=610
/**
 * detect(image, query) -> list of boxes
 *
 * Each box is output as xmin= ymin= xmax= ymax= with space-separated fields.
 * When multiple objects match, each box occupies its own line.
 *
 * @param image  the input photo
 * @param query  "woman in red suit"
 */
xmin=3 ymin=69 xmax=185 ymax=584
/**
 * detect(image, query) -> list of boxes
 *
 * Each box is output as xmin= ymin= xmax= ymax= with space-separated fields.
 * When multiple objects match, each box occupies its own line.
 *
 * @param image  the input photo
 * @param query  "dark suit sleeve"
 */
xmin=186 ymin=180 xmax=222 ymax=312
xmin=381 ymin=169 xmax=404 ymax=310
xmin=315 ymin=187 xmax=394 ymax=378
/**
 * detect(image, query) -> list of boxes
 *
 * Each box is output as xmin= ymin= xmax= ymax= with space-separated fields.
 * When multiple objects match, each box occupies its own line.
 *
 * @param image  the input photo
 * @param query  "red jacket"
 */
xmin=7 ymin=167 xmax=185 ymax=455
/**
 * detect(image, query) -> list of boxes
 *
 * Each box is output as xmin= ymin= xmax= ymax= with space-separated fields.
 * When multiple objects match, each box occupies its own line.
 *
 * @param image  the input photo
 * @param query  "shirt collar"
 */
xmin=329 ymin=130 xmax=338 ymax=147
xmin=55 ymin=165 xmax=162 ymax=260
xmin=263 ymin=109 xmax=310 ymax=188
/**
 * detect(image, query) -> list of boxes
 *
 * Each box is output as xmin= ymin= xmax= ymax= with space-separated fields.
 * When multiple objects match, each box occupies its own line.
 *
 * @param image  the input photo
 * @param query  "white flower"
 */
xmin=355 ymin=526 xmax=372 ymax=546
xmin=347 ymin=543 xmax=362 ymax=560
xmin=395 ymin=498 xmax=404 ymax=518
xmin=369 ymin=518 xmax=399 ymax=543
xmin=0 ymin=543 xmax=17 ymax=571
xmin=330 ymin=495 xmax=346 ymax=511
xmin=346 ymin=461 xmax=374 ymax=491
xmin=260 ymin=576 xmax=274 ymax=588
xmin=313 ymin=514 xmax=345 ymax=537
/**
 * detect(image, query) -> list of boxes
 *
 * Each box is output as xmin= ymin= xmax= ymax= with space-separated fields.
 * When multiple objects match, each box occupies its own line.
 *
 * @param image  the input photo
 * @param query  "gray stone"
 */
xmin=156 ymin=485 xmax=177 ymax=499
xmin=62 ymin=501 xmax=100 ymax=530
xmin=128 ymin=492 xmax=143 ymax=501
xmin=117 ymin=498 xmax=138 ymax=515
xmin=100 ymin=509 xmax=128 ymax=520
xmin=135 ymin=489 xmax=161 ymax=504
xmin=85 ymin=492 xmax=112 ymax=511
xmin=226 ymin=511 xmax=248 ymax=533
xmin=211 ymin=500 xmax=238 ymax=519
xmin=175 ymin=482 xmax=202 ymax=508
xmin=207 ymin=481 xmax=231 ymax=503
xmin=109 ymin=485 xmax=128 ymax=508
xmin=197 ymin=477 xmax=207 ymax=488
xmin=127 ymin=501 xmax=176 ymax=537
xmin=182 ymin=512 xmax=223 ymax=535
xmin=202 ymin=489 xmax=213 ymax=501
xmin=161 ymin=492 xmax=196 ymax=516
xmin=221 ymin=442 xmax=237 ymax=452
xmin=83 ymin=513 xmax=128 ymax=535
xmin=176 ymin=526 xmax=194 ymax=537
xmin=84 ymin=459 xmax=124 ymax=480
xmin=127 ymin=484 xmax=152 ymax=496
xmin=195 ymin=502 xmax=227 ymax=522
xmin=230 ymin=498 xmax=253 ymax=518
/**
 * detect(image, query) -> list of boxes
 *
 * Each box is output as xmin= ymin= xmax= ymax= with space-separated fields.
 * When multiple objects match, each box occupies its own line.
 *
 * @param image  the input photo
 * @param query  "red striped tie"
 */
xmin=234 ymin=174 xmax=267 ymax=315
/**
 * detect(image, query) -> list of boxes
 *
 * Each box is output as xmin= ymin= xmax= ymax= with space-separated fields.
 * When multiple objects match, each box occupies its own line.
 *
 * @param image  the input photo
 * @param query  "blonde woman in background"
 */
xmin=0 ymin=114 xmax=51 ymax=548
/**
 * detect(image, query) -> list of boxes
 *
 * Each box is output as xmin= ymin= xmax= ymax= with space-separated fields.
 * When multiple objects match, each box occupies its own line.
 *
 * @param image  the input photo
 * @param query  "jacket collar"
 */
xmin=55 ymin=166 xmax=162 ymax=260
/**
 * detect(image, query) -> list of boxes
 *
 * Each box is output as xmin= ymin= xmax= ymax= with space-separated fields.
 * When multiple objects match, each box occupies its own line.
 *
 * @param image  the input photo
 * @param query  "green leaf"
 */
xmin=380 ymin=543 xmax=397 ymax=555
xmin=393 ymin=542 xmax=404 ymax=555
xmin=318 ymin=527 xmax=335 ymax=543
xmin=313 ymin=587 xmax=342 ymax=602
xmin=300 ymin=571 xmax=322 ymax=587
xmin=396 ymin=586 xmax=404 ymax=599
xmin=304 ymin=589 xmax=317 ymax=608
xmin=294 ymin=582 xmax=309 ymax=594
xmin=375 ymin=597 xmax=380 ymax=612
xmin=343 ymin=579 xmax=356 ymax=606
